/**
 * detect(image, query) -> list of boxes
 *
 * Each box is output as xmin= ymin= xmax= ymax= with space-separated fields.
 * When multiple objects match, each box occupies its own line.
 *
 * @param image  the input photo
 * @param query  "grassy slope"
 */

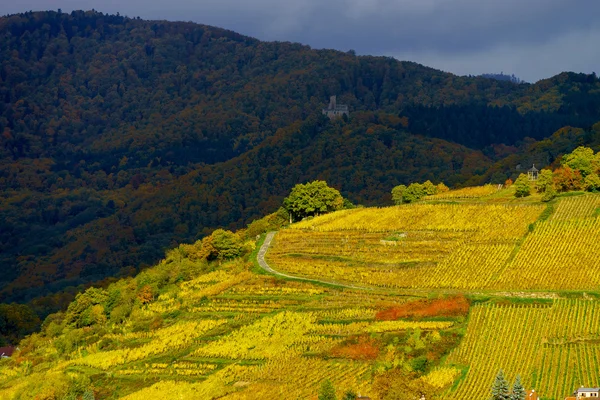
xmin=2 ymin=190 xmax=600 ymax=399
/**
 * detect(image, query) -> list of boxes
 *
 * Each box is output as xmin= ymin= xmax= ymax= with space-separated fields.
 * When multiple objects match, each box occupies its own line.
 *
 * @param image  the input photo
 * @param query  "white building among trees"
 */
xmin=322 ymin=96 xmax=349 ymax=119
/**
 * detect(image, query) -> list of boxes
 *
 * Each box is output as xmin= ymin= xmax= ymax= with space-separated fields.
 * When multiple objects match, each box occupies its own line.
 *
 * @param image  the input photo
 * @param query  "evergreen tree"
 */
xmin=342 ymin=389 xmax=357 ymax=400
xmin=319 ymin=379 xmax=337 ymax=400
xmin=510 ymin=375 xmax=526 ymax=400
xmin=491 ymin=369 xmax=511 ymax=400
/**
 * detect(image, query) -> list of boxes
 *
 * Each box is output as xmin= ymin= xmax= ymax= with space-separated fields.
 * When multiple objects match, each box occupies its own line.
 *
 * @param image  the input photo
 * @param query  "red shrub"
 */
xmin=375 ymin=295 xmax=469 ymax=321
xmin=330 ymin=336 xmax=380 ymax=360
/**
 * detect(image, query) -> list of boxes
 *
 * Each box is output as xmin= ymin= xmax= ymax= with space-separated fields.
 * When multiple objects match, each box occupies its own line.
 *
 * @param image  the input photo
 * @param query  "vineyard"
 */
xmin=425 ymin=184 xmax=500 ymax=200
xmin=268 ymin=196 xmax=600 ymax=290
xmin=0 ymin=261 xmax=464 ymax=400
xmin=268 ymin=203 xmax=544 ymax=289
xmin=444 ymin=300 xmax=600 ymax=400
xmin=3 ymin=191 xmax=600 ymax=399
xmin=550 ymin=194 xmax=600 ymax=221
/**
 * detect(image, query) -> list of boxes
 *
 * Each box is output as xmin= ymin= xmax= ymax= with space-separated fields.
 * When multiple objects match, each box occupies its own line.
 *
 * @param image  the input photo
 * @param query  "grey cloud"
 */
xmin=2 ymin=0 xmax=599 ymax=81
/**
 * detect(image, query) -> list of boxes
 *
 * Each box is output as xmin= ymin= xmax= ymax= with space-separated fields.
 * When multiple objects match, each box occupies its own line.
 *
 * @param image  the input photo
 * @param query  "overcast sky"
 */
xmin=2 ymin=0 xmax=599 ymax=82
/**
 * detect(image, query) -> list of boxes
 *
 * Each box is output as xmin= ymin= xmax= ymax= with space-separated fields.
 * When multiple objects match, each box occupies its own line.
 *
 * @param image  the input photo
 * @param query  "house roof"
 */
xmin=0 ymin=346 xmax=16 ymax=357
xmin=576 ymin=387 xmax=600 ymax=392
xmin=527 ymin=389 xmax=540 ymax=399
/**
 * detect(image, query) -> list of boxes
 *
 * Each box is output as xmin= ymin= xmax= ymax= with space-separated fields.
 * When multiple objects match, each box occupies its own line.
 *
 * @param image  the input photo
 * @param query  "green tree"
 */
xmin=342 ymin=389 xmax=357 ymax=400
xmin=319 ymin=379 xmax=337 ymax=400
xmin=562 ymin=146 xmax=596 ymax=177
xmin=541 ymin=185 xmax=557 ymax=202
xmin=404 ymin=183 xmax=426 ymax=203
xmin=584 ymin=173 xmax=600 ymax=192
xmin=491 ymin=369 xmax=511 ymax=400
xmin=510 ymin=375 xmax=526 ymax=400
xmin=284 ymin=181 xmax=344 ymax=222
xmin=422 ymin=180 xmax=437 ymax=196
xmin=64 ymin=288 xmax=108 ymax=328
xmin=211 ymin=229 xmax=243 ymax=260
xmin=535 ymin=169 xmax=554 ymax=193
xmin=391 ymin=184 xmax=407 ymax=205
xmin=0 ymin=303 xmax=41 ymax=344
xmin=514 ymin=174 xmax=531 ymax=198
xmin=436 ymin=182 xmax=450 ymax=193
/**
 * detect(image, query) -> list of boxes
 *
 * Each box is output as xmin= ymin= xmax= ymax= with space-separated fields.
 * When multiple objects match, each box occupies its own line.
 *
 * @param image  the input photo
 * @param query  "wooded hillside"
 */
xmin=1 ymin=10 xmax=600 ymax=313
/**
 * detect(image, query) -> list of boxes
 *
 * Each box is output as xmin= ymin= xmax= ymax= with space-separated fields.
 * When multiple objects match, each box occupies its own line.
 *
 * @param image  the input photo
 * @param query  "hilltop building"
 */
xmin=528 ymin=165 xmax=539 ymax=181
xmin=322 ymin=96 xmax=349 ymax=119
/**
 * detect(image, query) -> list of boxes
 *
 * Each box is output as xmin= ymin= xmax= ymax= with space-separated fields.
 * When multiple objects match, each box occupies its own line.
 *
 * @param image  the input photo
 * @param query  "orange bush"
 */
xmin=137 ymin=285 xmax=154 ymax=304
xmin=375 ymin=295 xmax=469 ymax=321
xmin=330 ymin=336 xmax=380 ymax=360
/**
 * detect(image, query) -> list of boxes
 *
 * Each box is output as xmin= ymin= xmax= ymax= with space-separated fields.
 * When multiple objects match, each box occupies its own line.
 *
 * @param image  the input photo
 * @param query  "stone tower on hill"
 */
xmin=322 ymin=96 xmax=349 ymax=119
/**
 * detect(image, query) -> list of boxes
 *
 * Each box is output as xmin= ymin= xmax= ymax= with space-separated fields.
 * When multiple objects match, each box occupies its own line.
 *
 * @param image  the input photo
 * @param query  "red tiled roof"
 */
xmin=0 ymin=346 xmax=15 ymax=357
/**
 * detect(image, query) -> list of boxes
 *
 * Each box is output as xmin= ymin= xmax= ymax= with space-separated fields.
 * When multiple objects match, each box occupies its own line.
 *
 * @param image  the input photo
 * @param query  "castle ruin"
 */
xmin=322 ymin=96 xmax=349 ymax=119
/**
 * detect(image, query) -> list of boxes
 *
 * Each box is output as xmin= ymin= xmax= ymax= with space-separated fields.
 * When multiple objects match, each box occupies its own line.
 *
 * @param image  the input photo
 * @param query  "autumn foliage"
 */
xmin=330 ymin=336 xmax=380 ymax=360
xmin=375 ymin=296 xmax=470 ymax=321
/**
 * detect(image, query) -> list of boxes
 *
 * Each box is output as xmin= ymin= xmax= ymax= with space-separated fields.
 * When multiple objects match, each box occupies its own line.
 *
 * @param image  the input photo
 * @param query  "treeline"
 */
xmin=512 ymin=145 xmax=600 ymax=200
xmin=480 ymin=73 xmax=524 ymax=84
xmin=402 ymin=103 xmax=597 ymax=150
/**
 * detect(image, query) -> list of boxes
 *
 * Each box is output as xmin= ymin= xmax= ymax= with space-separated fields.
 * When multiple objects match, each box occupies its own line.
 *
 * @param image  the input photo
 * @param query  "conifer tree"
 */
xmin=319 ymin=379 xmax=337 ymax=400
xmin=511 ymin=375 xmax=526 ymax=400
xmin=342 ymin=389 xmax=357 ymax=400
xmin=491 ymin=369 xmax=511 ymax=400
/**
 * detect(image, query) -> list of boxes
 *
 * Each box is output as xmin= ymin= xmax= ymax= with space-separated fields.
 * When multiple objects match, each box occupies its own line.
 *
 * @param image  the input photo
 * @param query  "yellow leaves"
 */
xmin=495 ymin=218 xmax=600 ymax=290
xmin=73 ymin=319 xmax=226 ymax=369
xmin=444 ymin=300 xmax=600 ymax=399
xmin=315 ymin=308 xmax=376 ymax=321
xmin=290 ymin=203 xmax=543 ymax=240
xmin=120 ymin=365 xmax=245 ymax=400
xmin=420 ymin=367 xmax=461 ymax=389
xmin=425 ymin=184 xmax=499 ymax=200
xmin=115 ymin=362 xmax=218 ymax=377
xmin=313 ymin=320 xmax=453 ymax=335
xmin=550 ymin=194 xmax=600 ymax=221
xmin=194 ymin=312 xmax=320 ymax=360
xmin=269 ymin=203 xmax=548 ymax=290
xmin=179 ymin=271 xmax=252 ymax=299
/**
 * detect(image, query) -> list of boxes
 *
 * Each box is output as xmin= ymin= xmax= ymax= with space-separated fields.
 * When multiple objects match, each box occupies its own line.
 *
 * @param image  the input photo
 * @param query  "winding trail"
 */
xmin=257 ymin=232 xmax=560 ymax=300
xmin=257 ymin=232 xmax=373 ymax=291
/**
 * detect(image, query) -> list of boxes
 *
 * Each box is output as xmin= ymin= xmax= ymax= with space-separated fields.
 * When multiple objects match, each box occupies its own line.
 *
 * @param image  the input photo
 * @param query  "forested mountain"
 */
xmin=1 ymin=10 xmax=600 ymax=321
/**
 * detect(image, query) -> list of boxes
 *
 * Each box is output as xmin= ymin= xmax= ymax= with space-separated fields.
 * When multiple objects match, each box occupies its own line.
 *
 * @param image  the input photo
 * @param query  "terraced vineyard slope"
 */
xmin=3 ymin=191 xmax=600 ymax=399
xmin=267 ymin=195 xmax=600 ymax=291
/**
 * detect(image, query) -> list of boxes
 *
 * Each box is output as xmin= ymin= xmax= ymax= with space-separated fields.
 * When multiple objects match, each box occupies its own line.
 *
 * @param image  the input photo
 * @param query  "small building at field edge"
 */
xmin=565 ymin=387 xmax=600 ymax=399
xmin=0 ymin=346 xmax=16 ymax=358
